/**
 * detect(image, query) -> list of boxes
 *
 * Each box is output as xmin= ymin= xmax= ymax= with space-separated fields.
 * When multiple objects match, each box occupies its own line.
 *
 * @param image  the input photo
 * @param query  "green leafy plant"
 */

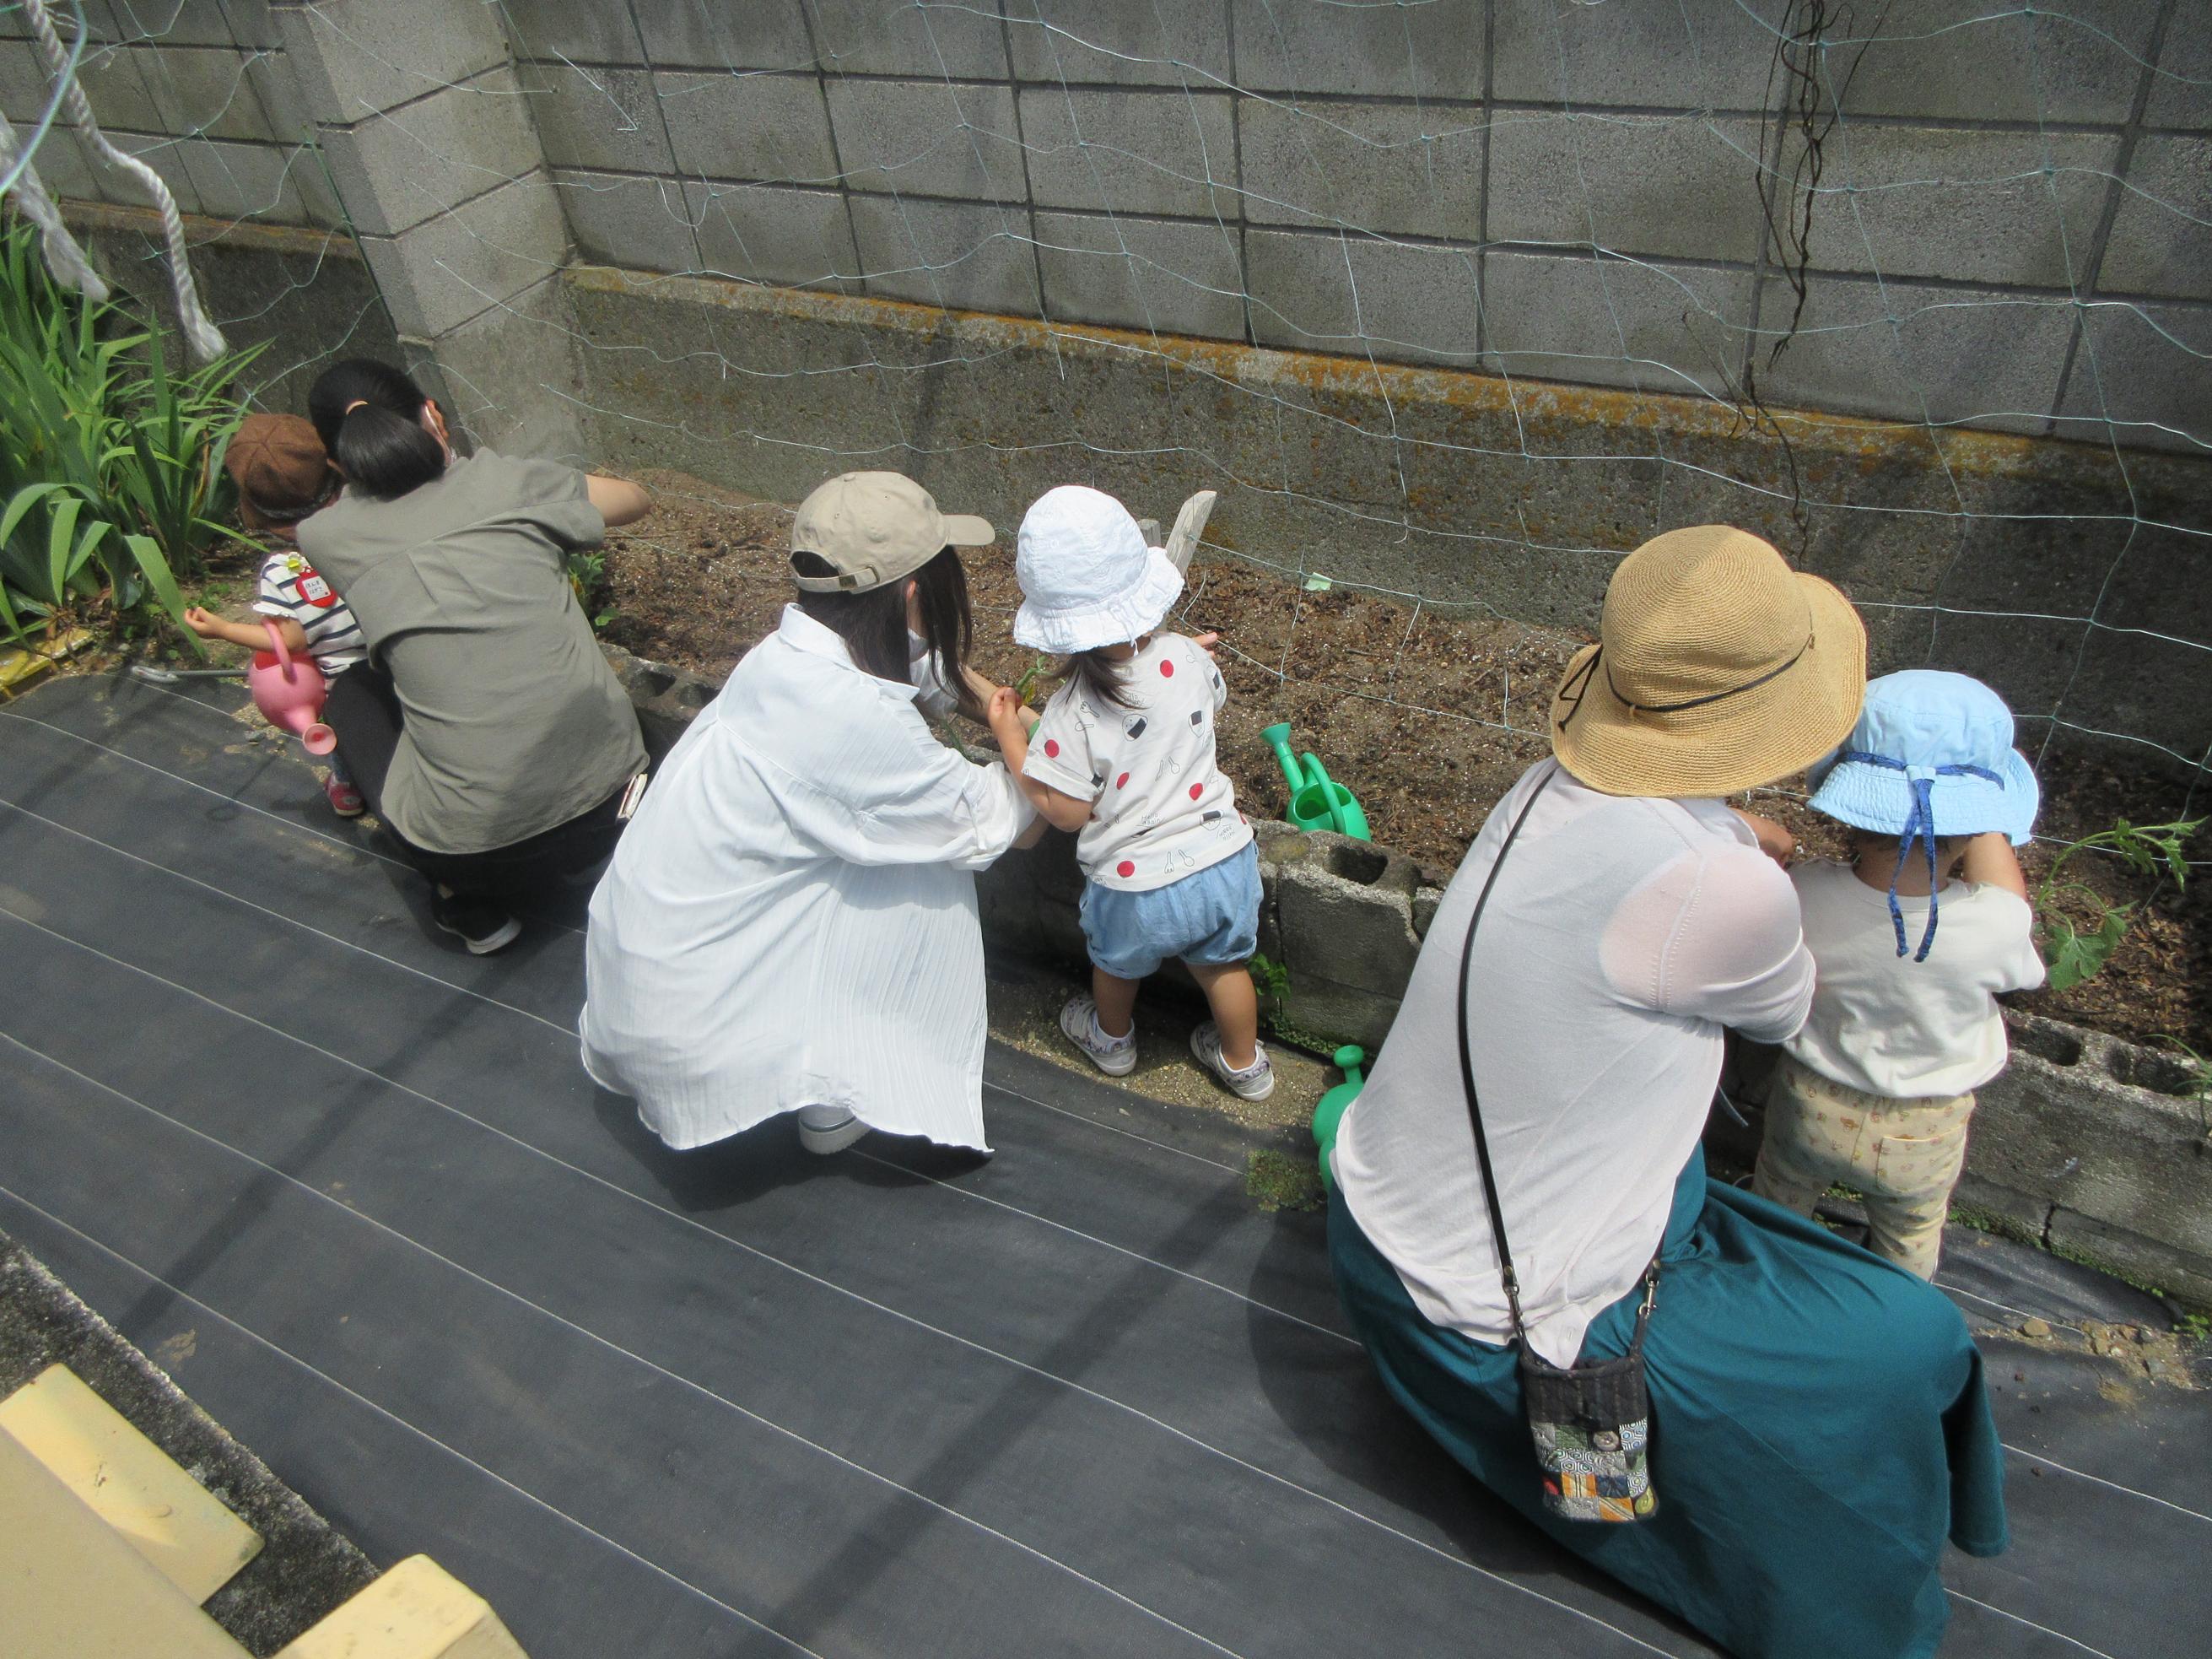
xmin=0 ymin=219 xmax=259 ymax=646
xmin=564 ymin=546 xmax=616 ymax=631
xmin=1012 ymin=652 xmax=1053 ymax=707
xmin=1247 ymin=949 xmax=1291 ymax=1013
xmin=2031 ymin=818 xmax=2204 ymax=992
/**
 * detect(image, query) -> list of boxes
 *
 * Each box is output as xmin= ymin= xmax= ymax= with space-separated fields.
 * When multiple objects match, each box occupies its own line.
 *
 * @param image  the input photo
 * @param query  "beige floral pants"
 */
xmin=1751 ymin=1053 xmax=1975 ymax=1279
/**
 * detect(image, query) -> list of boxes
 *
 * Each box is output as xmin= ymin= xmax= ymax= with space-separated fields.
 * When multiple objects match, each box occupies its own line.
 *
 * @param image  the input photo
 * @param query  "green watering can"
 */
xmin=1261 ymin=721 xmax=1372 ymax=840
xmin=1311 ymin=1045 xmax=1366 ymax=1192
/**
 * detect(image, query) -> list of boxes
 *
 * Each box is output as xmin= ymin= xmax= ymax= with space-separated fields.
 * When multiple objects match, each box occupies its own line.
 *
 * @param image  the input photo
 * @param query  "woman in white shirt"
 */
xmin=580 ymin=473 xmax=1039 ymax=1156
xmin=1328 ymin=527 xmax=2009 ymax=1659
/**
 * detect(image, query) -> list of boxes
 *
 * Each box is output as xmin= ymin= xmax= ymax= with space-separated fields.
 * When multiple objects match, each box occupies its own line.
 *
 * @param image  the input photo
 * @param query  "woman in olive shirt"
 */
xmin=297 ymin=359 xmax=653 ymax=954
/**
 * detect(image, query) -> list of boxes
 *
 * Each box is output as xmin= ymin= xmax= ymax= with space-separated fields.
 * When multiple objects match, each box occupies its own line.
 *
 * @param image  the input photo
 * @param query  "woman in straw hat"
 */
xmin=1324 ymin=527 xmax=2006 ymax=1657
xmin=581 ymin=472 xmax=1042 ymax=1158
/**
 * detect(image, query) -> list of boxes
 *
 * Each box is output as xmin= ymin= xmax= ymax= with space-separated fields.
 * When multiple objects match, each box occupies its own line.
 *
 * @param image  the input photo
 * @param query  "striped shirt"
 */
xmin=253 ymin=551 xmax=364 ymax=674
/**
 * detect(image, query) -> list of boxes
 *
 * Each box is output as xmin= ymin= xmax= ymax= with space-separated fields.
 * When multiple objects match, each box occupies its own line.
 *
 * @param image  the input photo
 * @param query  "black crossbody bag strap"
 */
xmin=1452 ymin=763 xmax=1559 ymax=1344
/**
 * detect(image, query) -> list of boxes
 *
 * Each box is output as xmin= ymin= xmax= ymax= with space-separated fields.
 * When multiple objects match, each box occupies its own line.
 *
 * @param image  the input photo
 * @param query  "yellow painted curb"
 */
xmin=278 ymin=1556 xmax=530 ymax=1659
xmin=0 ymin=1426 xmax=251 ymax=1658
xmin=0 ymin=1363 xmax=264 ymax=1605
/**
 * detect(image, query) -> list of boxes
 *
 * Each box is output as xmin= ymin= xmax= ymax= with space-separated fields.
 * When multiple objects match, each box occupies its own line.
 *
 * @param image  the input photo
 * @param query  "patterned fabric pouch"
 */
xmin=1454 ymin=765 xmax=1659 ymax=1524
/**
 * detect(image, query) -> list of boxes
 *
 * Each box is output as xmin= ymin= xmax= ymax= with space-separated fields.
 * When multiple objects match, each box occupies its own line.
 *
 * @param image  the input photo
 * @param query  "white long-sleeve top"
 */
xmin=1333 ymin=759 xmax=1815 ymax=1367
xmin=580 ymin=605 xmax=1034 ymax=1152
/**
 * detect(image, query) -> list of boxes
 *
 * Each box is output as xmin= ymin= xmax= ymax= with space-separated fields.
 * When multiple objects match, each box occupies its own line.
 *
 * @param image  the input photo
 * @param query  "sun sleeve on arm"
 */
xmin=1604 ymin=843 xmax=1815 ymax=1043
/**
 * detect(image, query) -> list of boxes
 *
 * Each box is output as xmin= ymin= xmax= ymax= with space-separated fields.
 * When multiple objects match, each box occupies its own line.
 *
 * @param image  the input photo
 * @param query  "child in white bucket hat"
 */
xmin=985 ymin=484 xmax=1271 ymax=1099
xmin=1751 ymin=669 xmax=2047 ymax=1278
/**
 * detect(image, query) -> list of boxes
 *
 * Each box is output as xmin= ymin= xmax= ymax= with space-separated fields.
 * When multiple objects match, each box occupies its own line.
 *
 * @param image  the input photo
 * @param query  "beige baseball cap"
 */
xmin=790 ymin=471 xmax=995 ymax=593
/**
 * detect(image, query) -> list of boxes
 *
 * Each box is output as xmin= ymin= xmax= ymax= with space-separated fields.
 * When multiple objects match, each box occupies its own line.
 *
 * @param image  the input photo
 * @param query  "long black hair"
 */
xmin=793 ymin=547 xmax=981 ymax=721
xmin=306 ymin=359 xmax=447 ymax=500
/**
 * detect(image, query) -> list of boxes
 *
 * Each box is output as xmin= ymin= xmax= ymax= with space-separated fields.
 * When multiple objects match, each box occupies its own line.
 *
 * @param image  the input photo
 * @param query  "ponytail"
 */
xmin=306 ymin=358 xmax=447 ymax=501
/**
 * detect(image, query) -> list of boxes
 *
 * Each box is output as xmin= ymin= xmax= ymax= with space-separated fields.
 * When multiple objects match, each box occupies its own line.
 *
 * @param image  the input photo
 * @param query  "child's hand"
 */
xmin=1191 ymin=631 xmax=1220 ymax=659
xmin=986 ymin=687 xmax=1028 ymax=752
xmin=1731 ymin=808 xmax=1796 ymax=868
xmin=181 ymin=606 xmax=225 ymax=640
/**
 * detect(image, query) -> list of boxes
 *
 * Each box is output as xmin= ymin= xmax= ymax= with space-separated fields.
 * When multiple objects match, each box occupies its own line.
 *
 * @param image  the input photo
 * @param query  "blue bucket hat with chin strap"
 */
xmin=1805 ymin=669 xmax=2039 ymax=963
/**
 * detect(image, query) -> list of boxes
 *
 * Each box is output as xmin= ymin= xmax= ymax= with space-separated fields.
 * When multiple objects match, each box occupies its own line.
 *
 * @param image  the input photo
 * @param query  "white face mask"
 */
xmin=908 ymin=629 xmax=934 ymax=685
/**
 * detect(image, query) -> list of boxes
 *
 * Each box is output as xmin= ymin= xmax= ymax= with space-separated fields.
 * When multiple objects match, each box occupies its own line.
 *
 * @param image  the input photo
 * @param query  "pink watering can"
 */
xmin=248 ymin=619 xmax=336 ymax=754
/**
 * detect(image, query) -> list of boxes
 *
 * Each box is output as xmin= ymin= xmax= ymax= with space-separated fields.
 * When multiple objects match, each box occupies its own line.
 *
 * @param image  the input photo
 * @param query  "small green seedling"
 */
xmin=2032 ymin=816 xmax=2203 ymax=992
xmin=1248 ymin=950 xmax=1291 ymax=1013
xmin=1012 ymin=652 xmax=1053 ymax=708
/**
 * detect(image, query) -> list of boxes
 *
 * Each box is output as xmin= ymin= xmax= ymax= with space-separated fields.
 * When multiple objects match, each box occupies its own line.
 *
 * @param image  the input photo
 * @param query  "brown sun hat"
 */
xmin=225 ymin=413 xmax=336 ymax=532
xmin=1550 ymin=524 xmax=1867 ymax=797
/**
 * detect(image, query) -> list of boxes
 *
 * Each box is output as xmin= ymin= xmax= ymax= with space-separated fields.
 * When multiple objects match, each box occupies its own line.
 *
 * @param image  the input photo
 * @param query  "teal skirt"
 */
xmin=1328 ymin=1149 xmax=2008 ymax=1658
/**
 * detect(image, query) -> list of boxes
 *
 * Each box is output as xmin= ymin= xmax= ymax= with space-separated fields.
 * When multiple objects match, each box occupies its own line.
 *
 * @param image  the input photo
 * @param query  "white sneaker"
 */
xmin=796 ymin=1106 xmax=868 ymax=1154
xmin=1190 ymin=1022 xmax=1275 ymax=1100
xmin=1060 ymin=994 xmax=1137 ymax=1077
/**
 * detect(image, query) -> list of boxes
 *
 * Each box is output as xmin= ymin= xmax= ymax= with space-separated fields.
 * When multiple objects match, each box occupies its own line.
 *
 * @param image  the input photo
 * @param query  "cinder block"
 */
xmin=1273 ymin=834 xmax=1426 ymax=1050
xmin=2144 ymin=13 xmax=2211 ymax=127
xmin=1837 ymin=0 xmax=2152 ymax=124
xmin=496 ymin=0 xmax=651 ymax=67
xmin=321 ymin=64 xmax=548 ymax=237
xmin=176 ymin=134 xmax=339 ymax=224
xmin=134 ymin=42 xmax=276 ymax=142
xmin=360 ymin=170 xmax=571 ymax=337
xmin=104 ymin=1 xmax=243 ymax=48
xmin=1004 ymin=1 xmax=1232 ymax=88
xmin=1018 ymin=86 xmax=1234 ymax=220
xmin=402 ymin=273 xmax=587 ymax=461
xmin=1480 ymin=248 xmax=1755 ymax=399
xmin=272 ymin=0 xmax=511 ymax=121
xmin=1752 ymin=272 xmax=2073 ymax=432
xmin=0 ymin=1364 xmax=262 ymax=1606
xmin=528 ymin=62 xmax=676 ymax=176
xmin=2055 ymin=297 xmax=2212 ymax=456
xmin=1490 ymin=0 xmax=1778 ymax=112
xmin=0 ymin=1429 xmax=250 ymax=1658
xmin=1033 ymin=208 xmax=1244 ymax=339
xmin=1793 ymin=125 xmax=2118 ymax=290
xmin=1238 ymin=95 xmax=1482 ymax=241
xmin=626 ymin=3 xmax=815 ymax=72
xmin=553 ymin=168 xmax=700 ymax=274
xmin=657 ymin=68 xmax=838 ymax=183
xmin=8 ymin=120 xmax=100 ymax=199
xmin=806 ymin=0 xmax=1008 ymax=80
xmin=1486 ymin=111 xmax=1767 ymax=264
xmin=276 ymin=1554 xmax=528 ymax=1659
xmin=216 ymin=0 xmax=283 ymax=51
xmin=1231 ymin=0 xmax=1482 ymax=100
xmin=104 ymin=126 xmax=205 ymax=213
xmin=685 ymin=178 xmax=860 ymax=290
xmin=827 ymin=75 xmax=1025 ymax=201
xmin=77 ymin=38 xmax=168 ymax=132
xmin=847 ymin=192 xmax=1040 ymax=313
xmin=2099 ymin=134 xmax=2211 ymax=302
xmin=239 ymin=38 xmax=311 ymax=142
xmin=1246 ymin=226 xmax=1483 ymax=368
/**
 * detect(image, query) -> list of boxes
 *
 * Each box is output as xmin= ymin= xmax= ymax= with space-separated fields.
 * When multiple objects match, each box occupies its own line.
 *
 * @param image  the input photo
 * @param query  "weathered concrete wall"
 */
xmin=606 ymin=637 xmax=2212 ymax=1305
xmin=570 ymin=264 xmax=2212 ymax=774
xmin=494 ymin=0 xmax=2212 ymax=454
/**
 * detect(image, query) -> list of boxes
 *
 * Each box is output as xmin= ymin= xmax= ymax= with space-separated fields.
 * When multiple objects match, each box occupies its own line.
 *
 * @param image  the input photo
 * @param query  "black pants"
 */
xmin=324 ymin=665 xmax=633 ymax=901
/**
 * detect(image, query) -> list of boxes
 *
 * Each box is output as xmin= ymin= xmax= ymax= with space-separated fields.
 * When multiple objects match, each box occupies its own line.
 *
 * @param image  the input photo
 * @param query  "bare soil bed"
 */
xmin=596 ymin=470 xmax=2209 ymax=1057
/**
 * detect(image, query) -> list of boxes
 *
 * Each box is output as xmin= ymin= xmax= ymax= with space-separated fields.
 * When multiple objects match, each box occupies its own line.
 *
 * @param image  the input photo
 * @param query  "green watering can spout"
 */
xmin=1312 ymin=1045 xmax=1367 ymax=1192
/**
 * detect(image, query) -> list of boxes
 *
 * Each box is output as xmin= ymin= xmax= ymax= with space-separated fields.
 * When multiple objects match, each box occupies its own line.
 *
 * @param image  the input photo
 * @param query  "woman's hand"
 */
xmin=1731 ymin=808 xmax=1797 ymax=868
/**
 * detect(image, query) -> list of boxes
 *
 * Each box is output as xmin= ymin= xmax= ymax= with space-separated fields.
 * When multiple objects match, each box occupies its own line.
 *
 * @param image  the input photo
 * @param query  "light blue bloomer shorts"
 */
xmin=1079 ymin=842 xmax=1261 ymax=980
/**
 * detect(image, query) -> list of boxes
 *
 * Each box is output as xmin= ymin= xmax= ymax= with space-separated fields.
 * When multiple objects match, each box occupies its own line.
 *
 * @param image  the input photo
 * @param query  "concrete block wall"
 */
xmin=487 ymin=0 xmax=2209 ymax=452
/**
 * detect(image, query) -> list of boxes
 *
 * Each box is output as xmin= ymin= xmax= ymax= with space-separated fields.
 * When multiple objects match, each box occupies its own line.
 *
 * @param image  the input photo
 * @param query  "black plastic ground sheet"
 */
xmin=1 ymin=674 xmax=2205 ymax=1659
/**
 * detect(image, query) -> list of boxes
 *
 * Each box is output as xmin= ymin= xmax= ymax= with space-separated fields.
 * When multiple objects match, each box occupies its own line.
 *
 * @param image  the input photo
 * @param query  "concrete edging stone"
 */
xmin=603 ymin=640 xmax=2212 ymax=1304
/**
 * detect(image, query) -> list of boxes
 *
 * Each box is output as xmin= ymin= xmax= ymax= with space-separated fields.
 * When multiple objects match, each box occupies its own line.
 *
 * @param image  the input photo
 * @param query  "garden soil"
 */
xmin=598 ymin=471 xmax=2204 ymax=1056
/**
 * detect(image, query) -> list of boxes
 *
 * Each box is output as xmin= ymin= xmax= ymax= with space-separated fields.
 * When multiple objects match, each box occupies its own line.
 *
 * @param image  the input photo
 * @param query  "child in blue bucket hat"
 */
xmin=1751 ymin=669 xmax=2047 ymax=1278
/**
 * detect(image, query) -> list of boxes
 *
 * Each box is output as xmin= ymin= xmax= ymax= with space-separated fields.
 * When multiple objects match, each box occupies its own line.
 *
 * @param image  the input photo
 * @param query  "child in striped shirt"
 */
xmin=183 ymin=414 xmax=364 ymax=817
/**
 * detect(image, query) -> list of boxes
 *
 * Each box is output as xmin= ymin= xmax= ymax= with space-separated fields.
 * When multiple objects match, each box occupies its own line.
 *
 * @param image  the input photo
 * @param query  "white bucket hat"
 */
xmin=1013 ymin=484 xmax=1184 ymax=653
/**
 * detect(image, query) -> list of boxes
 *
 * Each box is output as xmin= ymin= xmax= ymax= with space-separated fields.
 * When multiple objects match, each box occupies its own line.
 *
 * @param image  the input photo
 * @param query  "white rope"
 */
xmin=21 ymin=0 xmax=225 ymax=360
xmin=0 ymin=127 xmax=109 ymax=301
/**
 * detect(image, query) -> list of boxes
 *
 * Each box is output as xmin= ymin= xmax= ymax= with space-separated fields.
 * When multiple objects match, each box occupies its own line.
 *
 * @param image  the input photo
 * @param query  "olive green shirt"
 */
xmin=298 ymin=451 xmax=645 ymax=856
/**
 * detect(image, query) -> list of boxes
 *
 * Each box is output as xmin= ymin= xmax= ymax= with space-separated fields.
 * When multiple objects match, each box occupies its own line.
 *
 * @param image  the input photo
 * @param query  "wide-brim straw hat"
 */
xmin=1012 ymin=484 xmax=1184 ymax=653
xmin=1550 ymin=524 xmax=1867 ymax=797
